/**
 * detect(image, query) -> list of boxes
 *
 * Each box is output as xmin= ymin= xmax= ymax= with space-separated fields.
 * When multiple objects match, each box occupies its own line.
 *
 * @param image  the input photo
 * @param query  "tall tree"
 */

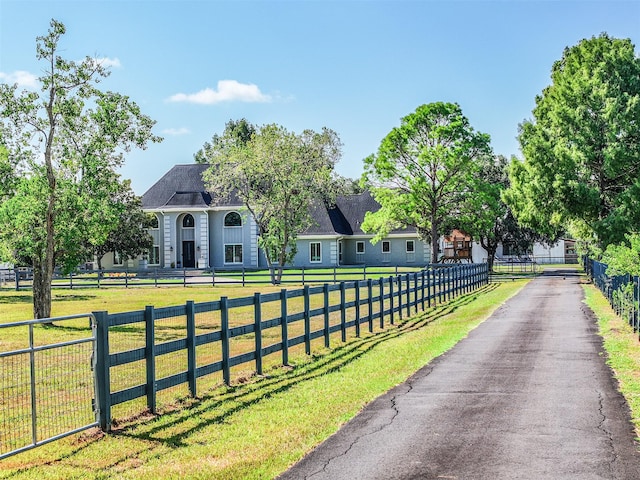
xmin=83 ymin=179 xmax=154 ymax=271
xmin=202 ymin=124 xmax=342 ymax=283
xmin=504 ymin=34 xmax=640 ymax=252
xmin=459 ymin=155 xmax=560 ymax=270
xmin=194 ymin=118 xmax=256 ymax=164
xmin=0 ymin=20 xmax=161 ymax=318
xmin=361 ymin=102 xmax=492 ymax=263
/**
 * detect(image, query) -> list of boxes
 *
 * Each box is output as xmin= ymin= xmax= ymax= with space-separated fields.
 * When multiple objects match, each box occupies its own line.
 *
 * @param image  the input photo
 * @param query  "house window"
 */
xmin=406 ymin=240 xmax=415 ymax=263
xmin=113 ymin=251 xmax=123 ymax=266
xmin=356 ymin=241 xmax=365 ymax=254
xmin=382 ymin=241 xmax=391 ymax=253
xmin=148 ymin=246 xmax=160 ymax=265
xmin=225 ymin=244 xmax=243 ymax=264
xmin=182 ymin=214 xmax=194 ymax=228
xmin=148 ymin=214 xmax=160 ymax=266
xmin=224 ymin=212 xmax=242 ymax=227
xmin=310 ymin=242 xmax=322 ymax=263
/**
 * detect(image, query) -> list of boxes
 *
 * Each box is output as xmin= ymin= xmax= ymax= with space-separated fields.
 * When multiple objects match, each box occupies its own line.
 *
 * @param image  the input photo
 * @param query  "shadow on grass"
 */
xmin=111 ymin=284 xmax=499 ymax=448
xmin=0 ymin=284 xmax=498 ymax=476
xmin=0 ymin=295 xmax=32 ymax=304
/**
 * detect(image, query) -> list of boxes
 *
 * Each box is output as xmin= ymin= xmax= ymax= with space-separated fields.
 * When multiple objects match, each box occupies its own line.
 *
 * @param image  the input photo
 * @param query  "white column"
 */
xmin=250 ymin=216 xmax=258 ymax=267
xmin=163 ymin=214 xmax=172 ymax=267
xmin=199 ymin=213 xmax=208 ymax=267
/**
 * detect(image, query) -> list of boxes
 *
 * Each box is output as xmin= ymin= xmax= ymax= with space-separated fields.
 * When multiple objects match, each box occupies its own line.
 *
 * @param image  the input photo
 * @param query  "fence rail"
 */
xmin=584 ymin=257 xmax=640 ymax=339
xmin=94 ymin=264 xmax=488 ymax=431
xmin=1 ymin=263 xmax=488 ymax=459
xmin=1 ymin=265 xmax=425 ymax=290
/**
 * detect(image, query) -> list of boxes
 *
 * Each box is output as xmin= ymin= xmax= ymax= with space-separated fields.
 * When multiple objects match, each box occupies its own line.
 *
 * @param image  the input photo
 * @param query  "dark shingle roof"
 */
xmin=142 ymin=165 xmax=415 ymax=235
xmin=141 ymin=164 xmax=243 ymax=209
xmin=303 ymin=191 xmax=415 ymax=236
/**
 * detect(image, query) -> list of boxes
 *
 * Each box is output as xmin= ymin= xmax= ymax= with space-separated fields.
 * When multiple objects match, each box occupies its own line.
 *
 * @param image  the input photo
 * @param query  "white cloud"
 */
xmin=162 ymin=127 xmax=190 ymax=135
xmin=168 ymin=80 xmax=272 ymax=104
xmin=95 ymin=57 xmax=122 ymax=68
xmin=88 ymin=57 xmax=122 ymax=69
xmin=0 ymin=70 xmax=39 ymax=89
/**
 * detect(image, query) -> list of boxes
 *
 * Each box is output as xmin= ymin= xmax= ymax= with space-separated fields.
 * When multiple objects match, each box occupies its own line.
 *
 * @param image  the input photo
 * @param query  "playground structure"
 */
xmin=441 ymin=229 xmax=473 ymax=263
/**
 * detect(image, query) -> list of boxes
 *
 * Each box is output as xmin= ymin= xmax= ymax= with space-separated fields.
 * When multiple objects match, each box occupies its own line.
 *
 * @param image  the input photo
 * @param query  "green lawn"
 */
xmin=583 ymin=283 xmax=640 ymax=438
xmin=0 ymin=279 xmax=527 ymax=479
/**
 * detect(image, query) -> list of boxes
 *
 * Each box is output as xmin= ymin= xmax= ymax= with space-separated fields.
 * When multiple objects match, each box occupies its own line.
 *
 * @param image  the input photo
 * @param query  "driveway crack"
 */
xmin=304 ymin=376 xmax=418 ymax=479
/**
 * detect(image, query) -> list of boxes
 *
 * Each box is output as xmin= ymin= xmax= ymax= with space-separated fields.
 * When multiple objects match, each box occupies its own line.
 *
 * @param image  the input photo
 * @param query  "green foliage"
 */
xmin=0 ymin=19 xmax=161 ymax=317
xmin=460 ymin=155 xmax=560 ymax=269
xmin=194 ymin=118 xmax=256 ymax=164
xmin=601 ymin=233 xmax=640 ymax=277
xmin=361 ymin=102 xmax=492 ymax=262
xmin=202 ymin=124 xmax=343 ymax=283
xmin=505 ymin=34 xmax=640 ymax=249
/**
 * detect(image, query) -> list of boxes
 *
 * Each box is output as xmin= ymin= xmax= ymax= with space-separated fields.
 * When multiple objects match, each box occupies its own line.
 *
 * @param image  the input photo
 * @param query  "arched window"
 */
xmin=224 ymin=212 xmax=242 ymax=227
xmin=182 ymin=214 xmax=194 ymax=228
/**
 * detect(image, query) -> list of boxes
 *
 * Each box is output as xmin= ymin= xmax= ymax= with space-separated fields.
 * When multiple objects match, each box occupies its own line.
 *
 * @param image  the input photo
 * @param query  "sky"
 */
xmin=1 ymin=0 xmax=639 ymax=195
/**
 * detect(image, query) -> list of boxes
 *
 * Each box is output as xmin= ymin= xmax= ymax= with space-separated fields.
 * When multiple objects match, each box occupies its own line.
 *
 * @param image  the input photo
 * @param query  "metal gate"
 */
xmin=0 ymin=313 xmax=98 ymax=459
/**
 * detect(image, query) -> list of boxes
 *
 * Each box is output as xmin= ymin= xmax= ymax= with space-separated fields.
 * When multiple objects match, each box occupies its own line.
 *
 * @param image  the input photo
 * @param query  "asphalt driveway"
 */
xmin=277 ymin=269 xmax=640 ymax=479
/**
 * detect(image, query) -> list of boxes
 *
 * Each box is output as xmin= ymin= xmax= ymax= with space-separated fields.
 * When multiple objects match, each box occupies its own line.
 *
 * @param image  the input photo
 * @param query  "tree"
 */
xmin=361 ymin=102 xmax=492 ymax=263
xmin=194 ymin=118 xmax=256 ymax=164
xmin=0 ymin=20 xmax=161 ymax=318
xmin=458 ymin=155 xmax=560 ymax=271
xmin=202 ymin=124 xmax=342 ymax=283
xmin=83 ymin=180 xmax=154 ymax=271
xmin=504 ymin=34 xmax=640 ymax=252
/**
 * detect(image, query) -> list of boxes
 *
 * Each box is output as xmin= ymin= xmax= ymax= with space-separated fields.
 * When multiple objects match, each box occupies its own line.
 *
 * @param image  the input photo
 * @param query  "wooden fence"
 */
xmin=584 ymin=257 xmax=640 ymax=339
xmin=93 ymin=263 xmax=488 ymax=431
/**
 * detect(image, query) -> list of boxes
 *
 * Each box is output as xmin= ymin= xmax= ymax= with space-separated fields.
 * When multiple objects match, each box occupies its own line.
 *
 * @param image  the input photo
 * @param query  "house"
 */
xmin=99 ymin=164 xmax=431 ymax=270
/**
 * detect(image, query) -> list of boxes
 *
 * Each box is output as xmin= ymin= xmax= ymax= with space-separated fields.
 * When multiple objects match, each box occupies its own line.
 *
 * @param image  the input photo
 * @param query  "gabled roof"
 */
xmin=141 ymin=164 xmax=416 ymax=236
xmin=302 ymin=191 xmax=416 ymax=236
xmin=141 ymin=164 xmax=243 ymax=209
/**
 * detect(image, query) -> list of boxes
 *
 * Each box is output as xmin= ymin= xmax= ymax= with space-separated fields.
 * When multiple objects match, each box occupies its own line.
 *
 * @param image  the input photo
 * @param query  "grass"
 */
xmin=0 ymin=285 xmax=287 ymax=324
xmin=583 ymin=283 xmax=640 ymax=437
xmin=0 ymin=279 xmax=528 ymax=479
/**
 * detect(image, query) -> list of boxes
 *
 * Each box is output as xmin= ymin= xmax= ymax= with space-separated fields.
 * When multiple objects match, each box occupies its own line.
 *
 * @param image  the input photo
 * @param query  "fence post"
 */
xmin=340 ymin=282 xmax=347 ymax=342
xmin=323 ymin=284 xmax=330 ymax=348
xmin=93 ymin=311 xmax=112 ymax=432
xmin=280 ymin=289 xmax=289 ymax=365
xmin=304 ymin=285 xmax=311 ymax=354
xmin=14 ymin=268 xmax=19 ymax=291
xmin=413 ymin=272 xmax=419 ymax=313
xmin=397 ymin=276 xmax=403 ymax=321
xmin=379 ymin=278 xmax=385 ymax=329
xmin=406 ymin=273 xmax=411 ymax=317
xmin=389 ymin=275 xmax=395 ymax=325
xmin=421 ymin=270 xmax=425 ymax=311
xmin=367 ymin=279 xmax=374 ymax=333
xmin=254 ymin=293 xmax=263 ymax=375
xmin=144 ymin=306 xmax=157 ymax=414
xmin=220 ymin=297 xmax=231 ymax=385
xmin=354 ymin=282 xmax=361 ymax=337
xmin=427 ymin=268 xmax=432 ymax=308
xmin=186 ymin=300 xmax=196 ymax=397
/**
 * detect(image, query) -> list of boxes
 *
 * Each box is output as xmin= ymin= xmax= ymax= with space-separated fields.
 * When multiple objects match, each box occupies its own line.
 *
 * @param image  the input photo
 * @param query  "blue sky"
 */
xmin=1 ymin=0 xmax=639 ymax=195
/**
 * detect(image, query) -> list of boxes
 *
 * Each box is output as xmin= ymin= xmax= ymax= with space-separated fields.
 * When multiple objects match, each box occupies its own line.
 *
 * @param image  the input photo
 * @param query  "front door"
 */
xmin=182 ymin=241 xmax=195 ymax=268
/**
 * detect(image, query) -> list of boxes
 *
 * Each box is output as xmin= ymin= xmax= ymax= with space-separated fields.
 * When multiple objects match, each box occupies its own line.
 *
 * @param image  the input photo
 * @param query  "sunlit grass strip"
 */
xmin=583 ymin=283 xmax=640 ymax=437
xmin=0 ymin=280 xmax=527 ymax=479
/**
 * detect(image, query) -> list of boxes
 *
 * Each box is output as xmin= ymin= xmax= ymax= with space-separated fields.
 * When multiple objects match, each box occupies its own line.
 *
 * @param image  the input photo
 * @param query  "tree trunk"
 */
xmin=480 ymin=237 xmax=498 ymax=273
xmin=32 ymin=257 xmax=52 ymax=319
xmin=430 ymin=220 xmax=439 ymax=264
